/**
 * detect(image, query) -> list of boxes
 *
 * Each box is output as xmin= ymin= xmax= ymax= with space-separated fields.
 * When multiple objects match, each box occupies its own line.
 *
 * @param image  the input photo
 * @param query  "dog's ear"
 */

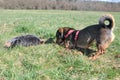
xmin=59 ymin=28 xmax=64 ymax=38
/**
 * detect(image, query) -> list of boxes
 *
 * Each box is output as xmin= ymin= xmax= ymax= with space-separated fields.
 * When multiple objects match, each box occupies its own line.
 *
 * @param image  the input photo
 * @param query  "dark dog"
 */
xmin=63 ymin=14 xmax=115 ymax=59
xmin=56 ymin=27 xmax=75 ymax=45
xmin=4 ymin=35 xmax=44 ymax=48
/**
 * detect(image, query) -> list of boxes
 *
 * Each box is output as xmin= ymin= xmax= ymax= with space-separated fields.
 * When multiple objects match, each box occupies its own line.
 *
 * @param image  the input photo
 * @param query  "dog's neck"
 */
xmin=65 ymin=30 xmax=80 ymax=41
xmin=64 ymin=30 xmax=74 ymax=38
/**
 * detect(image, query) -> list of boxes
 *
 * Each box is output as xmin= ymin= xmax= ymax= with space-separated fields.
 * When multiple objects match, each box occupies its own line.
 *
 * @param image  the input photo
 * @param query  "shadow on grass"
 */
xmin=75 ymin=47 xmax=96 ymax=57
xmin=44 ymin=38 xmax=55 ymax=44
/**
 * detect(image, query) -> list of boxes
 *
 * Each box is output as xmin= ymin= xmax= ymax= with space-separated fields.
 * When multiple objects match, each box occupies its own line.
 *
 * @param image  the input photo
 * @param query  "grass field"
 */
xmin=0 ymin=10 xmax=120 ymax=80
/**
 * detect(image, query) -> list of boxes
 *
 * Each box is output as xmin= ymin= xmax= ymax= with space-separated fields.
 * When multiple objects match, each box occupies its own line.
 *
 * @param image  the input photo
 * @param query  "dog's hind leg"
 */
xmin=89 ymin=43 xmax=105 ymax=60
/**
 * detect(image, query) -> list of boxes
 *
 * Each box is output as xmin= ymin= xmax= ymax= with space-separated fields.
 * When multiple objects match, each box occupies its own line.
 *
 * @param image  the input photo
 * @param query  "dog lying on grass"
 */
xmin=56 ymin=14 xmax=115 ymax=59
xmin=4 ymin=35 xmax=44 ymax=48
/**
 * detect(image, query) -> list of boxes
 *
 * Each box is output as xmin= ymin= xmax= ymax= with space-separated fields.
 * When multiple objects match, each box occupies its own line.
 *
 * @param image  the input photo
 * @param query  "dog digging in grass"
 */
xmin=4 ymin=35 xmax=44 ymax=48
xmin=56 ymin=27 xmax=75 ymax=45
xmin=56 ymin=14 xmax=115 ymax=60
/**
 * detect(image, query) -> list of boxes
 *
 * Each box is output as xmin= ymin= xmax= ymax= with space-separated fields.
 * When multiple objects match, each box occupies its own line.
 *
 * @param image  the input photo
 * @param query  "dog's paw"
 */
xmin=88 ymin=56 xmax=97 ymax=60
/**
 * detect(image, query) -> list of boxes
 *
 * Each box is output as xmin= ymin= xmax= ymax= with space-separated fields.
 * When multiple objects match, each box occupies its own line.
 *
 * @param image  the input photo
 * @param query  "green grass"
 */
xmin=0 ymin=10 xmax=120 ymax=80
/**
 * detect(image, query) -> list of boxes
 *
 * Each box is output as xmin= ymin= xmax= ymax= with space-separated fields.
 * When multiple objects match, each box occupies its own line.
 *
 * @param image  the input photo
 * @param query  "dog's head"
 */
xmin=56 ymin=27 xmax=75 ymax=45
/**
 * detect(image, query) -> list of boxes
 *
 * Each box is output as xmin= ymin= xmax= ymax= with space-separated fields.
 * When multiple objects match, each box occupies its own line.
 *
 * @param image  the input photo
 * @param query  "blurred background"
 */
xmin=0 ymin=0 xmax=120 ymax=11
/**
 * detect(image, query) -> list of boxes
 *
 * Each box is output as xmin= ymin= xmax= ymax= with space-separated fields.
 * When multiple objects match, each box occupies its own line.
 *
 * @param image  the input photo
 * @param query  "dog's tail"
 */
xmin=99 ymin=14 xmax=115 ymax=29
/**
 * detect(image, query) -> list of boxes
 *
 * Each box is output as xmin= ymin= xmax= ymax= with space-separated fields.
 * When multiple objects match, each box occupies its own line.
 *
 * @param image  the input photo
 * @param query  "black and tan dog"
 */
xmin=56 ymin=27 xmax=75 ymax=46
xmin=56 ymin=14 xmax=115 ymax=59
xmin=4 ymin=35 xmax=44 ymax=48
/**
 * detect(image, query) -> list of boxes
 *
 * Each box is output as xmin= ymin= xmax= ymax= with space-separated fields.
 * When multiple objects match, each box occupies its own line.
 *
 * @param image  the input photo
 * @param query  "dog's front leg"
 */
xmin=65 ymin=40 xmax=70 ymax=49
